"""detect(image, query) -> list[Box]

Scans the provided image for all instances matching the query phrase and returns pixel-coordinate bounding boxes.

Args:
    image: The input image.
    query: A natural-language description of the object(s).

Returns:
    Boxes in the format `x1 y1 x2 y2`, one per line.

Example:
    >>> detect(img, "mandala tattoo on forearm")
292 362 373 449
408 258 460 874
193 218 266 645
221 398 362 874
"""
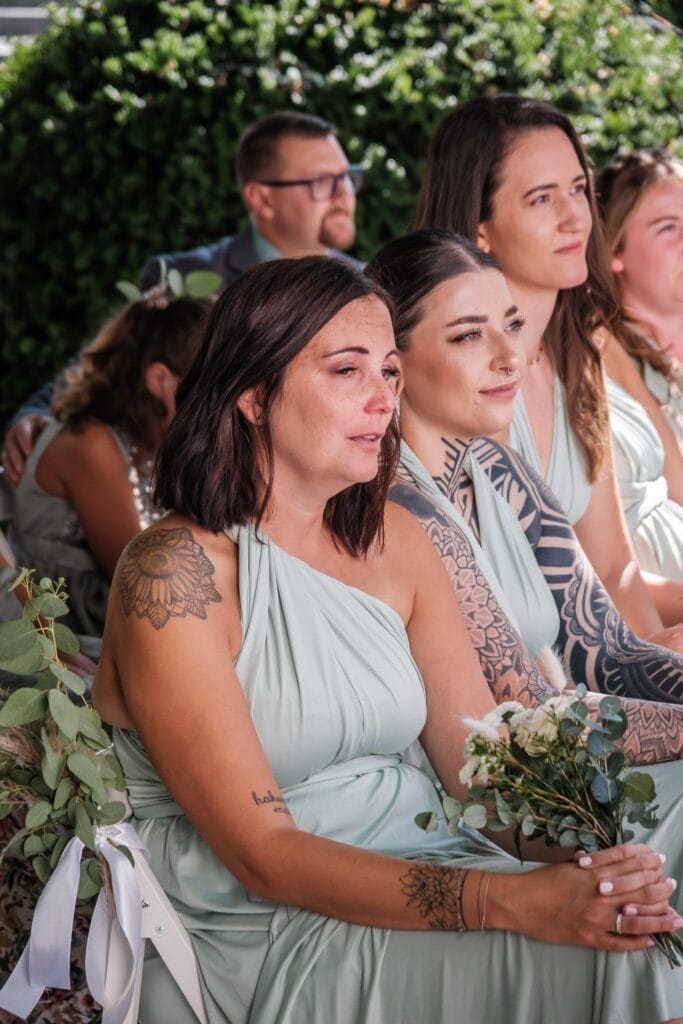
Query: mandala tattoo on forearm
118 527 222 629
400 863 467 930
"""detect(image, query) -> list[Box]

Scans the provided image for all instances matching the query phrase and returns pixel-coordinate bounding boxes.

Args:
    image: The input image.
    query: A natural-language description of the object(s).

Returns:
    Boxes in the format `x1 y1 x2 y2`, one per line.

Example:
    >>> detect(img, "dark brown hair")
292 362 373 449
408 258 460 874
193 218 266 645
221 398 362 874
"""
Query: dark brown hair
414 94 612 480
365 229 501 350
52 296 208 450
596 148 683 378
236 111 336 187
155 257 399 556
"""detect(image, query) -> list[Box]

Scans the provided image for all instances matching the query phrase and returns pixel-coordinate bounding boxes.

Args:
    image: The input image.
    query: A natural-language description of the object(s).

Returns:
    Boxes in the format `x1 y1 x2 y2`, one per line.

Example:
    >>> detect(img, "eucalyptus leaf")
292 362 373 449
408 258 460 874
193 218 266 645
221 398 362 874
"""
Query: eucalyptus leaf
623 771 656 804
95 800 126 825
77 857 102 899
49 663 86 696
590 773 618 804
74 801 96 850
574 684 587 698
441 795 461 821
24 833 45 857
53 776 73 809
32 593 69 619
32 855 51 883
446 816 460 836
605 750 625 779
50 830 71 869
49 688 80 739
586 729 611 757
25 800 52 829
0 642 45 676
42 831 58 852
184 269 222 298
4 826 28 855
167 267 183 296
0 687 48 726
109 841 135 868
0 803 13 821
116 280 142 302
521 814 537 837
41 732 66 790
0 617 38 658
414 811 438 833
67 751 105 794
77 706 111 747
462 804 487 829
53 623 80 655
34 667 58 691
598 696 623 722
558 829 579 848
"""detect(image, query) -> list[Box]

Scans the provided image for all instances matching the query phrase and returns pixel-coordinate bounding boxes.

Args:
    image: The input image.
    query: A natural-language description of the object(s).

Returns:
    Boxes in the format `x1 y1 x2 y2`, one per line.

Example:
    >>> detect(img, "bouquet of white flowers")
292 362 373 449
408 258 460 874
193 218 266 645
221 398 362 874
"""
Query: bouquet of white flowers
416 684 683 966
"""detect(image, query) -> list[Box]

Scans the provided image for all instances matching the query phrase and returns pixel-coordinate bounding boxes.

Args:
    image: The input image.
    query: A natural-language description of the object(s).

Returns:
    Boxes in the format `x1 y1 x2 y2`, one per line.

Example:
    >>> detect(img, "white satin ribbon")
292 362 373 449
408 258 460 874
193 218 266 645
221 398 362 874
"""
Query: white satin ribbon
0 822 149 1023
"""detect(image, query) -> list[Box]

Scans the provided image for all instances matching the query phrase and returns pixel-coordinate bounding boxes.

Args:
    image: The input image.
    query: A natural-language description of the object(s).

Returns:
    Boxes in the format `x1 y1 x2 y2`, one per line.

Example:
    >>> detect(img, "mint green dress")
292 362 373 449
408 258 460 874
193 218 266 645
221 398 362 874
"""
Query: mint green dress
509 374 591 525
607 376 683 581
113 525 683 1024
399 442 559 658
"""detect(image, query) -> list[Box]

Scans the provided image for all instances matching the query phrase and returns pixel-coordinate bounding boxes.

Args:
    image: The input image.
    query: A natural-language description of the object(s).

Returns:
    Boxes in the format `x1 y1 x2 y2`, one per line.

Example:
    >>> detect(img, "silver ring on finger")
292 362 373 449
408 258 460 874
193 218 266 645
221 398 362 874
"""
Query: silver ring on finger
615 912 623 935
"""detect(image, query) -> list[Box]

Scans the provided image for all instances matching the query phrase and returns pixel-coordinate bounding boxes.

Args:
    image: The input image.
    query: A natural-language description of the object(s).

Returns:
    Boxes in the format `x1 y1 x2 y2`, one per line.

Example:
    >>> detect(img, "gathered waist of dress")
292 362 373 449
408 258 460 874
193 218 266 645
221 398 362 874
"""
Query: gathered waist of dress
619 475 669 526
128 753 403 820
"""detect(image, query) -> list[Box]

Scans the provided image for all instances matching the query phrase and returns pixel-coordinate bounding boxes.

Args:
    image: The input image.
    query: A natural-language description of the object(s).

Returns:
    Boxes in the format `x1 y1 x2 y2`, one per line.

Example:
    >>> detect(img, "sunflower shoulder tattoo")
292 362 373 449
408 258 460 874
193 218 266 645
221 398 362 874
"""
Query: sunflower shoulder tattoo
118 527 222 629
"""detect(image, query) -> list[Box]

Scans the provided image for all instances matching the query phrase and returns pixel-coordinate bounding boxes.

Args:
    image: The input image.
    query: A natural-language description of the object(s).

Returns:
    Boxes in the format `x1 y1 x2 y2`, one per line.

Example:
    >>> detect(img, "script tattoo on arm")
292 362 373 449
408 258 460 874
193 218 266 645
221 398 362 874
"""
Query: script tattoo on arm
118 526 222 629
390 477 550 705
251 789 292 816
400 863 468 930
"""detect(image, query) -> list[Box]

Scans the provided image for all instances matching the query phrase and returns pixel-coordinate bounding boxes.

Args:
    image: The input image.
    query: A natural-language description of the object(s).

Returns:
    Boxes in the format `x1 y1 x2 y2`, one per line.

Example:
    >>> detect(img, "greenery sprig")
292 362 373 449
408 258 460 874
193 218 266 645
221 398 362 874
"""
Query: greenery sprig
0 570 128 900
116 258 221 304
416 687 683 967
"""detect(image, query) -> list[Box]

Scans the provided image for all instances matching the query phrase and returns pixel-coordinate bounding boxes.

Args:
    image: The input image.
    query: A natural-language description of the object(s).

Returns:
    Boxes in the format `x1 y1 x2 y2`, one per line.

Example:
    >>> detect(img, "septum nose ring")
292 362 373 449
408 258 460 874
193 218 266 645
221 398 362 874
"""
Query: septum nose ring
505 367 514 376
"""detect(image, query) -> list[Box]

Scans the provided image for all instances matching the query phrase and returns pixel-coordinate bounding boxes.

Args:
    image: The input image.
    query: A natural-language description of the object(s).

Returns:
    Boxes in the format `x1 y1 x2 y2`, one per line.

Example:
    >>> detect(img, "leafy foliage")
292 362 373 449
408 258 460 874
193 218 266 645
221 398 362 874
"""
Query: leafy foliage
417 686 683 966
0 571 128 900
0 0 681 419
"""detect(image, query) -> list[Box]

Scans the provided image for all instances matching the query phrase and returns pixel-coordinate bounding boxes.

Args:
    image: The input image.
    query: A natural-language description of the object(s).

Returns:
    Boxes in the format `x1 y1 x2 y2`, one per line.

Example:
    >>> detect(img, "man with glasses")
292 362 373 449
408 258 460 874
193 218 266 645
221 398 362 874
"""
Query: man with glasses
2 112 363 483
139 110 362 290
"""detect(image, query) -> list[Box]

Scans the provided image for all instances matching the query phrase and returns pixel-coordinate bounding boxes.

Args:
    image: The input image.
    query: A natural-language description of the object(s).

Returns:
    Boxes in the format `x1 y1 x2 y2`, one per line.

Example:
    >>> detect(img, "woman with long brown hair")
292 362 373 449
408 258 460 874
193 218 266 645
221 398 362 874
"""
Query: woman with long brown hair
414 94 681 648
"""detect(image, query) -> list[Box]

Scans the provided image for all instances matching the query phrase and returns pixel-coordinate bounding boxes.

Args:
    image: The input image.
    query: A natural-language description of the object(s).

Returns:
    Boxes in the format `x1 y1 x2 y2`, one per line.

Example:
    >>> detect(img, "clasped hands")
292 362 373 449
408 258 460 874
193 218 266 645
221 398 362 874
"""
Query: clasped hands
509 844 681 953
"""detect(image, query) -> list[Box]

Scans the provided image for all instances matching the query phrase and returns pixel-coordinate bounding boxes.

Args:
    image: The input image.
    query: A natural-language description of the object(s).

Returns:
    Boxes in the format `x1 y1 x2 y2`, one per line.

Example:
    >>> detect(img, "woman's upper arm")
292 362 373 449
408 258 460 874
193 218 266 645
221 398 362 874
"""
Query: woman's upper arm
387 506 496 798
53 424 143 577
104 521 298 887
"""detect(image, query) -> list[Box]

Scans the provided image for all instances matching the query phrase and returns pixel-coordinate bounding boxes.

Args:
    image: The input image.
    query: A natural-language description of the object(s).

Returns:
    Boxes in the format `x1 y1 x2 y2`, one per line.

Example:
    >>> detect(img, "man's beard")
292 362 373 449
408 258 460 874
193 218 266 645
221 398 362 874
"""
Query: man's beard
319 208 356 251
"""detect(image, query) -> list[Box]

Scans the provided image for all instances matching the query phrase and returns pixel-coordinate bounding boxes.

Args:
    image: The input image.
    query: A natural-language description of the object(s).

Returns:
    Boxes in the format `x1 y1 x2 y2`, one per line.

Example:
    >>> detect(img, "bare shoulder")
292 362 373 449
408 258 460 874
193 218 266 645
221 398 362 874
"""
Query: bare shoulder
381 500 444 577
112 513 236 632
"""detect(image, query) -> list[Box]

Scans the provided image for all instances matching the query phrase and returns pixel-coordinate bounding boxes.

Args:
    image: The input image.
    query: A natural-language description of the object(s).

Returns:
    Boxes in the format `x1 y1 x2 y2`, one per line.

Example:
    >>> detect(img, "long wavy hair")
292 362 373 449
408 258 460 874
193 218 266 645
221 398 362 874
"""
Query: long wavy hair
414 94 612 480
155 257 400 556
53 296 208 450
596 147 683 380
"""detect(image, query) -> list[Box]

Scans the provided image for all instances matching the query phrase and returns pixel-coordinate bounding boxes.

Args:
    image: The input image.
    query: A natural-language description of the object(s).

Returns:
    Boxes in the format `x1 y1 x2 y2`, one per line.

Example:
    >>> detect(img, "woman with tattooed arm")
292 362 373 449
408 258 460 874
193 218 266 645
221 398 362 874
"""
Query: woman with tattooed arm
365 230 683 767
93 258 682 1024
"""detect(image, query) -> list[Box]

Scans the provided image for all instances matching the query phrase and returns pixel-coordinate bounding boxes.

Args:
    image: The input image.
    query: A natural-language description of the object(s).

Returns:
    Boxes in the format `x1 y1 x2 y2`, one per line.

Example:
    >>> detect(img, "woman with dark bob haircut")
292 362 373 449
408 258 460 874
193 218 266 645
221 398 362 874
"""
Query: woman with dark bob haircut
414 93 682 651
93 257 683 1024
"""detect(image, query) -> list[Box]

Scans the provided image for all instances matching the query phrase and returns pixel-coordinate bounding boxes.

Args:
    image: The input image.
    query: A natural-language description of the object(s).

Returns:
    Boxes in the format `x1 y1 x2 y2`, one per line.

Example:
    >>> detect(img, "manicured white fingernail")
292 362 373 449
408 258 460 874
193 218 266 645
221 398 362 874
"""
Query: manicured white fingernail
578 855 592 867
659 853 666 864
670 878 677 891
599 880 614 894
623 906 638 916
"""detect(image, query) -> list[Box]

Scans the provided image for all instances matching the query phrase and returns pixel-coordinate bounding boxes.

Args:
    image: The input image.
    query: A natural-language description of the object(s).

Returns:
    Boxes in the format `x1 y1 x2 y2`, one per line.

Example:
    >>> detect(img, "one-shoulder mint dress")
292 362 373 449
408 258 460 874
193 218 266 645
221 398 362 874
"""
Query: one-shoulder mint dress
509 374 591 526
113 526 683 1024
607 376 683 581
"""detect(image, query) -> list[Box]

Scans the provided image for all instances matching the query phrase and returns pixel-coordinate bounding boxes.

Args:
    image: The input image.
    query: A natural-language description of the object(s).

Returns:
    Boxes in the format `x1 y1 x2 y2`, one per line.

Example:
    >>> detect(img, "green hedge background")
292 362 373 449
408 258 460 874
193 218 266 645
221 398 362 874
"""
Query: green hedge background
1 0 681 421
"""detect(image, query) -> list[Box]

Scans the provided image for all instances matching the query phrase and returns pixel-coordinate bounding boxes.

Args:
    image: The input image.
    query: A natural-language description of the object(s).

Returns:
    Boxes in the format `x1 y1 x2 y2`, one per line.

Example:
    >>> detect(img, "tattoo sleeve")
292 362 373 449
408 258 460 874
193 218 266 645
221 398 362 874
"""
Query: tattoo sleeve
118 526 222 629
390 478 551 706
467 440 683 762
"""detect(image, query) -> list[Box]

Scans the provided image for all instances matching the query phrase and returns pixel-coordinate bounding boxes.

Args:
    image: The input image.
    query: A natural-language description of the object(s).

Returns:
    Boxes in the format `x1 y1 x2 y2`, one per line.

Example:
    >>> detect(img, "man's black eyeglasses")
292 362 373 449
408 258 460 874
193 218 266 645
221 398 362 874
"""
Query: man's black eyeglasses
258 165 363 202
